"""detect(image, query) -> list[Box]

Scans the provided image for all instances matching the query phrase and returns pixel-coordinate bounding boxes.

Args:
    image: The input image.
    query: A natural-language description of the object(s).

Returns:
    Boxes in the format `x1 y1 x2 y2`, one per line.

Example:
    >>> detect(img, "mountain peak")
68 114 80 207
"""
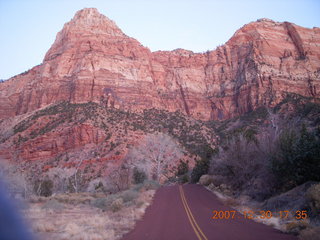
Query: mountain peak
74 7 100 17
66 7 124 36
44 8 125 61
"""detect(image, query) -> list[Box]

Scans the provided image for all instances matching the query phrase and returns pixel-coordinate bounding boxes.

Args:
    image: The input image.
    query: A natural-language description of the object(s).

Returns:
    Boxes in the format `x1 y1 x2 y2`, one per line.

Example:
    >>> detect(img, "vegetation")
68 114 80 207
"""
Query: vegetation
1 91 319 239
207 93 320 201
127 133 183 182
24 183 156 240
191 158 210 183
176 160 189 176
34 179 53 197
133 167 147 184
271 126 320 191
9 101 214 162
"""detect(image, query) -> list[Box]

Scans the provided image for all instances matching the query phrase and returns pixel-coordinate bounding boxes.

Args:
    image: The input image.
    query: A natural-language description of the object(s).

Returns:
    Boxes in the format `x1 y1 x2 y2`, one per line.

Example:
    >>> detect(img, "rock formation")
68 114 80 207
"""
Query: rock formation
0 8 319 121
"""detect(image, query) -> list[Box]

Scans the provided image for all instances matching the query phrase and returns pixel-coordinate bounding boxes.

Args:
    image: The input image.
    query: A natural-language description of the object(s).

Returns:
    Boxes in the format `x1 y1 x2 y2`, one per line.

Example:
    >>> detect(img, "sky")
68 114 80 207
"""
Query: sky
0 0 319 80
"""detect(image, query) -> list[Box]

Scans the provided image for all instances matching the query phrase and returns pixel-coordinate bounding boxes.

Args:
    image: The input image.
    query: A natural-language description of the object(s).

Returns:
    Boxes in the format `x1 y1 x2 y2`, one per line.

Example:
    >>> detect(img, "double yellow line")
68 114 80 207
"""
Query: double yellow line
179 185 208 240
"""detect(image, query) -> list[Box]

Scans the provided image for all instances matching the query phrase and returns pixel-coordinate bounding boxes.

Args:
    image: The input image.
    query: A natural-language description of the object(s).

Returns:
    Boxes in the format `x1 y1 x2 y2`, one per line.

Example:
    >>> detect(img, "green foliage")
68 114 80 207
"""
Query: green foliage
133 168 147 184
13 101 98 138
271 125 320 191
179 174 190 184
191 147 217 183
191 158 210 183
11 101 215 163
176 160 189 176
239 107 268 123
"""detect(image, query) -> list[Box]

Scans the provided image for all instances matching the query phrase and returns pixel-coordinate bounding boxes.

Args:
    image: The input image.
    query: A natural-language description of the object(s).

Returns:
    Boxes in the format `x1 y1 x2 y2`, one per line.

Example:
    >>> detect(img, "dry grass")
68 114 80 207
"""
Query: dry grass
24 189 155 240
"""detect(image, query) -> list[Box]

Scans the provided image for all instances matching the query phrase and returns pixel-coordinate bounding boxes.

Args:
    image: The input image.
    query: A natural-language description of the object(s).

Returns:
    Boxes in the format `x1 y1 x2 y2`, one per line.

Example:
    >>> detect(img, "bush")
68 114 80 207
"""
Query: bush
110 198 123 212
179 174 189 184
142 180 160 191
34 179 53 197
271 126 320 191
133 168 147 184
92 188 139 211
120 189 138 203
191 158 209 183
92 196 116 210
87 179 106 193
176 160 189 176
209 131 276 199
42 199 65 211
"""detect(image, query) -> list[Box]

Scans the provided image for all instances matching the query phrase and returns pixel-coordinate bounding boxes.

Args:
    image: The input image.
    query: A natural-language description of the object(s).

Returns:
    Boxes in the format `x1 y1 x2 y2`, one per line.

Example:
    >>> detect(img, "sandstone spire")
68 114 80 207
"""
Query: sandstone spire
44 8 125 62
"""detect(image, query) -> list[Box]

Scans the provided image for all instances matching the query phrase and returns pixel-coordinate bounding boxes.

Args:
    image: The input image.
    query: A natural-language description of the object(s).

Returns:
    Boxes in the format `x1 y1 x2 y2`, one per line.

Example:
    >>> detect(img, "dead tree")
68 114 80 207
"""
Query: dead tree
127 133 183 182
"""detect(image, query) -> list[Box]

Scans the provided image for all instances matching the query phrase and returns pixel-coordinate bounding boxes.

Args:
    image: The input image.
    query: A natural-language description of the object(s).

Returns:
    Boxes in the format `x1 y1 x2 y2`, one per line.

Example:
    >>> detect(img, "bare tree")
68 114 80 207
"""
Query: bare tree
106 164 131 192
46 167 76 193
72 159 84 193
127 133 183 182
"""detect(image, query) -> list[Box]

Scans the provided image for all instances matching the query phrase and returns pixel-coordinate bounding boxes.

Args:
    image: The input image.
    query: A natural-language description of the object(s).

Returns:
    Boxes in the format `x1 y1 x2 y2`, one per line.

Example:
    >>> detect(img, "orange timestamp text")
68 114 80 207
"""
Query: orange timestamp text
212 210 308 220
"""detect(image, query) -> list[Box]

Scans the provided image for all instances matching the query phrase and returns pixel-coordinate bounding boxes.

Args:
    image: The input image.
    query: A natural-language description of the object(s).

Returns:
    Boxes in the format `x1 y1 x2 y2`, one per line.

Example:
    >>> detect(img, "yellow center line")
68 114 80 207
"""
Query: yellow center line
179 185 208 240
179 186 202 240
180 188 208 240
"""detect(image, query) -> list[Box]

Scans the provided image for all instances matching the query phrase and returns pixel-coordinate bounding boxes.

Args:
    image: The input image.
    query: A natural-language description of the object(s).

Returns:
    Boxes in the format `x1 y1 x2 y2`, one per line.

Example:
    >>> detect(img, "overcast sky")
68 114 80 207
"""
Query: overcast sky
0 0 319 80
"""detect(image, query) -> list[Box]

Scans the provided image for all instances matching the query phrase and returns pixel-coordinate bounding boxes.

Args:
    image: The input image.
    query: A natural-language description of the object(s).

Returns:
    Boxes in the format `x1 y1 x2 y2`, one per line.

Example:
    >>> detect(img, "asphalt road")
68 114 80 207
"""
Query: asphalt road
121 184 297 240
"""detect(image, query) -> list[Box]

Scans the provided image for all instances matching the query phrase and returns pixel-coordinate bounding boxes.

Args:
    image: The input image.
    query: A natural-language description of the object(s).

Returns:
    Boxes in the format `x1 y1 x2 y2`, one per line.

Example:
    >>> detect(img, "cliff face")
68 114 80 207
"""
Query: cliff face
0 9 319 121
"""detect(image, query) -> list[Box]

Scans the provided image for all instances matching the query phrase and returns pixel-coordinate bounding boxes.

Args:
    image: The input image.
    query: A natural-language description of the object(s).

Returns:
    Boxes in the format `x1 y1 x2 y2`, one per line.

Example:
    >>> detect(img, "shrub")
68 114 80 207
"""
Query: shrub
34 179 53 197
110 198 123 212
191 158 209 183
179 174 189 184
87 179 106 193
271 126 320 191
132 183 144 192
209 131 275 199
120 189 138 203
142 180 160 191
92 196 116 210
42 199 65 211
176 160 189 176
133 168 147 184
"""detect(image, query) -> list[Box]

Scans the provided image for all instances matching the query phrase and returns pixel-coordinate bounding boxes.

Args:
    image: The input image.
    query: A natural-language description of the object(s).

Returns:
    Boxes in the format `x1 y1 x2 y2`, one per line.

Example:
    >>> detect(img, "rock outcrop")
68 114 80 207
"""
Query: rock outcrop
0 8 319 121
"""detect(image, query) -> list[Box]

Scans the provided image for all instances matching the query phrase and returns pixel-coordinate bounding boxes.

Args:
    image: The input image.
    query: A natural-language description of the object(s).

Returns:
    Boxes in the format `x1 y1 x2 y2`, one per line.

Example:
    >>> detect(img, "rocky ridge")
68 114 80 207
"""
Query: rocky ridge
1 8 319 121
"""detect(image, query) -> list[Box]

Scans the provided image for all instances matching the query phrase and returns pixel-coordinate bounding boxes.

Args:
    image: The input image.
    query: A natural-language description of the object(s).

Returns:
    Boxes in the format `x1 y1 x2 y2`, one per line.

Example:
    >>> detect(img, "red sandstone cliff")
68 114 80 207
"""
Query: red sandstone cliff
0 9 319 121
